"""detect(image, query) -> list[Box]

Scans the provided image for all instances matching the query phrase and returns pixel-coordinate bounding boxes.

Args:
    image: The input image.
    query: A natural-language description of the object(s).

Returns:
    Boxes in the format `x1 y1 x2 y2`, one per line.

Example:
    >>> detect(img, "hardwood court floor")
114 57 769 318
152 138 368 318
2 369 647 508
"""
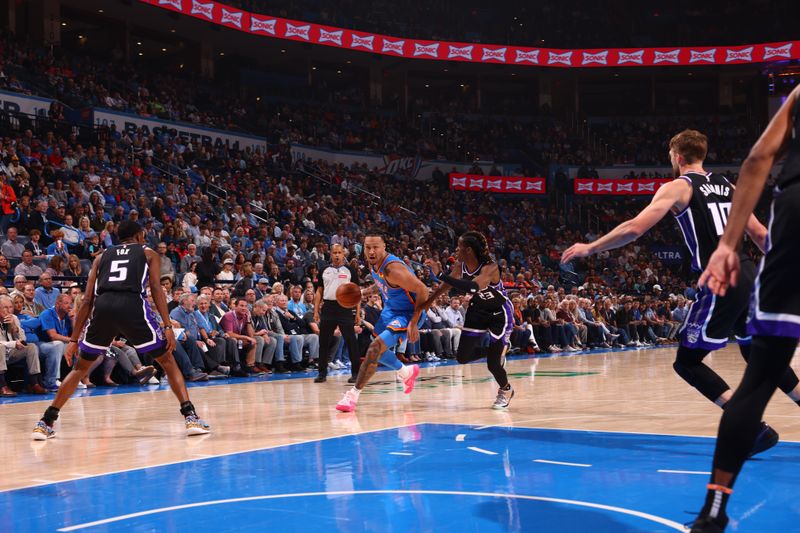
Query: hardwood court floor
2 344 800 494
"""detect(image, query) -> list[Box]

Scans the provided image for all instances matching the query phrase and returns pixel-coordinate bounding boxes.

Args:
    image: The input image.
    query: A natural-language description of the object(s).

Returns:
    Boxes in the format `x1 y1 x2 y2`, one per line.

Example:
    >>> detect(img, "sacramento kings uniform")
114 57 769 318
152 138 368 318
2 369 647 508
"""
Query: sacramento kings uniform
674 172 756 350
79 243 167 358
748 97 800 338
459 261 514 347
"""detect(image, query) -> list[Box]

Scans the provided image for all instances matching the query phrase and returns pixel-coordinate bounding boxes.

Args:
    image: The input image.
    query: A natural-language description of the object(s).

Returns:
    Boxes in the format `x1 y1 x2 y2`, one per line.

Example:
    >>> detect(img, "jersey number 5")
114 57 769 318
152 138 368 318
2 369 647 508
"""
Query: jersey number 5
708 202 732 236
108 259 129 282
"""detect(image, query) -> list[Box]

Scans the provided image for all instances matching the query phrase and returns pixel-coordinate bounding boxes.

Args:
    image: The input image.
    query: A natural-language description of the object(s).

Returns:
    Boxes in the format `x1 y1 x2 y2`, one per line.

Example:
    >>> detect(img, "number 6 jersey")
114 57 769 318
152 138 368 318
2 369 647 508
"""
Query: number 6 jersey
95 243 151 295
674 171 740 273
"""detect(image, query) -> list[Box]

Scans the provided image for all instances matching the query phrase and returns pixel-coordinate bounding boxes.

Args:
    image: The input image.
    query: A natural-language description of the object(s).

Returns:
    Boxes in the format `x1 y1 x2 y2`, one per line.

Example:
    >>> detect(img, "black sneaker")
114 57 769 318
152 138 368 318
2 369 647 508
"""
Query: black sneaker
314 375 327 383
347 376 357 384
245 365 265 376
749 422 779 458
272 362 290 374
689 514 727 532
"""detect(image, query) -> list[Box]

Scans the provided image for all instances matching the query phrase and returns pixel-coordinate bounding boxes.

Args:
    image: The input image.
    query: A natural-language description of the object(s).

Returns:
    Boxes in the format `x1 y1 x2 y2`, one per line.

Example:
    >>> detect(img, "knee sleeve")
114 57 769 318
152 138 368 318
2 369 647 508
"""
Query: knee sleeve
673 345 730 403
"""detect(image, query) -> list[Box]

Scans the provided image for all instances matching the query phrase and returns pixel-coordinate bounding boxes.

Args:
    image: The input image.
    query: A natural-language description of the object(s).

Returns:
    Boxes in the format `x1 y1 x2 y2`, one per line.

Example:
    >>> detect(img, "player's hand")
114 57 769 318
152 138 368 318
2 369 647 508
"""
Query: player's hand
561 243 592 264
698 243 740 297
407 323 419 343
164 327 176 354
424 259 441 276
65 341 78 366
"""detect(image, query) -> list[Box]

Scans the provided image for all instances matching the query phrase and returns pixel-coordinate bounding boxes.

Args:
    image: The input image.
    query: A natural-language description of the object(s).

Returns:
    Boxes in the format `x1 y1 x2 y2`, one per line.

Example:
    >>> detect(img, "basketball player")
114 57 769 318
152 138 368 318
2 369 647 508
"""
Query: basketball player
424 231 515 409
688 86 800 533
561 129 800 455
335 232 429 412
314 244 361 383
31 220 210 440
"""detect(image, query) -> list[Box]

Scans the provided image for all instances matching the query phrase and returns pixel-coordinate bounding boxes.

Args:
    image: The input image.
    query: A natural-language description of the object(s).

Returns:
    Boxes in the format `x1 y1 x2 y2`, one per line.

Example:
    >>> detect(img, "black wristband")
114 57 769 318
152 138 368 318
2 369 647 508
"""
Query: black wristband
440 274 479 294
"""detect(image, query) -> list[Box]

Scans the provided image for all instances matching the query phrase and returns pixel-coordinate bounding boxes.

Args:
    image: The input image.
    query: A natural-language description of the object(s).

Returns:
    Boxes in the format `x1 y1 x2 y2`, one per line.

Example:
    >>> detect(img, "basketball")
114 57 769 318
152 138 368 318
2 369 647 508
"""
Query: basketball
336 282 362 308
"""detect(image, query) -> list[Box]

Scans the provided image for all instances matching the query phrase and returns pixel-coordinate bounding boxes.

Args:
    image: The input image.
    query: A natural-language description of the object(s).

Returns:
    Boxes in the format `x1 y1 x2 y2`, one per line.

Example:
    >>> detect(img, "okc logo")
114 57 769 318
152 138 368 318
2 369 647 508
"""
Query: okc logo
582 50 608 65
318 29 343 45
617 50 644 64
448 45 473 60
725 47 753 62
285 23 310 40
414 43 439 57
689 48 716 63
764 43 792 60
382 39 405 55
351 34 375 50
250 16 276 35
653 49 680 64
190 0 213 19
158 0 182 9
482 47 507 62
547 51 572 66
220 8 242 28
515 50 539 64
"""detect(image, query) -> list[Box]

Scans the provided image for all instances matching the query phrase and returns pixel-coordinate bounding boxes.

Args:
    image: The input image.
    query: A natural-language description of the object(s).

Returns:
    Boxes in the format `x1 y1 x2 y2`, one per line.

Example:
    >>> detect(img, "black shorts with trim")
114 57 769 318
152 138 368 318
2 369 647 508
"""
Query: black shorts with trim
79 292 166 359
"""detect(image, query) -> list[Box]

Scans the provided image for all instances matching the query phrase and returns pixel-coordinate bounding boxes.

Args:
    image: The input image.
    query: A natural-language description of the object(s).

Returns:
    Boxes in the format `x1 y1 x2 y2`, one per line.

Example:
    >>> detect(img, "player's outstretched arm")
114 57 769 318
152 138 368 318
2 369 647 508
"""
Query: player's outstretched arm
561 179 691 264
420 260 462 310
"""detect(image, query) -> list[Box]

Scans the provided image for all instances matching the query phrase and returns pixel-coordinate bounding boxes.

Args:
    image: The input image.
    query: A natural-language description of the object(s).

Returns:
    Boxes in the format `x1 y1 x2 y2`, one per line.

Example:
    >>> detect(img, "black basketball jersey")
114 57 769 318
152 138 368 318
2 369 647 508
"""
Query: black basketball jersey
674 172 737 272
460 261 509 310
777 95 800 189
94 243 151 295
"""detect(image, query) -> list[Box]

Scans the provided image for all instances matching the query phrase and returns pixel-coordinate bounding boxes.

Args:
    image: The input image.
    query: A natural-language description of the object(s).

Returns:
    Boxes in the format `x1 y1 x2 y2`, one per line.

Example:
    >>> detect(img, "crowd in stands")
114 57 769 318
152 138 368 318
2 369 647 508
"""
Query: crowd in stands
0 99 724 397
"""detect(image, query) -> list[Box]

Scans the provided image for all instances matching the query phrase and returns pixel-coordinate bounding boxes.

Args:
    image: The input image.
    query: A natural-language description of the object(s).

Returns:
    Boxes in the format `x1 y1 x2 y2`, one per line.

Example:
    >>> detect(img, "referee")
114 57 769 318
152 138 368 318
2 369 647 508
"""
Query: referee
313 244 361 383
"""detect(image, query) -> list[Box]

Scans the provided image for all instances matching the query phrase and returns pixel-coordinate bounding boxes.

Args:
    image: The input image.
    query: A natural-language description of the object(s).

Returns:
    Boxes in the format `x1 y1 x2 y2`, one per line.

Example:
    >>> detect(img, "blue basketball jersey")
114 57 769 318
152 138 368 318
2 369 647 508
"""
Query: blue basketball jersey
370 254 417 314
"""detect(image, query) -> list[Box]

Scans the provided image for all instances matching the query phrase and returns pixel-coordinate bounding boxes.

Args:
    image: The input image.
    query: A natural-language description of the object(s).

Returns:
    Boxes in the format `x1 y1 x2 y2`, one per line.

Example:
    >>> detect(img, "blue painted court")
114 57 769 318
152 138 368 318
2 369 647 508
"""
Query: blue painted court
1 423 797 532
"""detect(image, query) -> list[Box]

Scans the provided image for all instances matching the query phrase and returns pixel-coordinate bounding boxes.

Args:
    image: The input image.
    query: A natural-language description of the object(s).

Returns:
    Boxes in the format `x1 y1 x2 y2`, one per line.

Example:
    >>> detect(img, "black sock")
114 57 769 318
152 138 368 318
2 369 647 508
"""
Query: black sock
180 401 196 418
42 406 60 426
700 484 731 525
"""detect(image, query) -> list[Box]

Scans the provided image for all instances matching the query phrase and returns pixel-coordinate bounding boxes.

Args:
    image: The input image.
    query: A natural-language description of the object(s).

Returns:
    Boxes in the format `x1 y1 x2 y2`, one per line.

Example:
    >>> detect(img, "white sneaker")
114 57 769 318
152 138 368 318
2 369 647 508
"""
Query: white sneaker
148 376 160 385
77 382 87 389
492 386 514 409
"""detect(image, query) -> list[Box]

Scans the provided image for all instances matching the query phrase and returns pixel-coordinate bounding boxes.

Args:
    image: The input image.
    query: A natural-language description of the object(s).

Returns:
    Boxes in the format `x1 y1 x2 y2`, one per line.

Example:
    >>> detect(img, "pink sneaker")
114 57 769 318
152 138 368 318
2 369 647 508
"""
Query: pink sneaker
335 389 359 412
403 365 420 394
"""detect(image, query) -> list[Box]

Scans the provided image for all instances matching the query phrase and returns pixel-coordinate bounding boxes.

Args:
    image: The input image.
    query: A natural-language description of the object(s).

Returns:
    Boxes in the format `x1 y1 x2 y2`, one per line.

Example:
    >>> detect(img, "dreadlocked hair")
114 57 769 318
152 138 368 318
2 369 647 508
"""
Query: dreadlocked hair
460 231 493 264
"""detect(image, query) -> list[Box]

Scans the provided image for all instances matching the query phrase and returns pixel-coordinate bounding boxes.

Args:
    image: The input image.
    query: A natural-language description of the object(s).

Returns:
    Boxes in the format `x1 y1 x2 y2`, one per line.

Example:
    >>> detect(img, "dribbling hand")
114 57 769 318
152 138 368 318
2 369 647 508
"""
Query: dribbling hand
698 243 740 297
561 243 592 264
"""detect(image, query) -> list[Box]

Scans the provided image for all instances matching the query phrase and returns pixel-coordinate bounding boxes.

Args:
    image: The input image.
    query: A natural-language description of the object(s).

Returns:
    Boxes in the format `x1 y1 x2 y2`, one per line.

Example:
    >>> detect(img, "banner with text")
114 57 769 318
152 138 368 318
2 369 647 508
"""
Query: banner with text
0 90 54 117
141 1 799 68
450 173 546 194
92 108 267 152
651 245 685 266
574 178 672 195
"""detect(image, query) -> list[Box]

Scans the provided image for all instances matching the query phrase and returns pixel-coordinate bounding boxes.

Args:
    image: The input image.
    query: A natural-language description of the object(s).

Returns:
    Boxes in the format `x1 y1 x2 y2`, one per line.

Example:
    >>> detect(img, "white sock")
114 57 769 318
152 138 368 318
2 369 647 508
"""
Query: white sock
397 365 412 380
349 387 361 398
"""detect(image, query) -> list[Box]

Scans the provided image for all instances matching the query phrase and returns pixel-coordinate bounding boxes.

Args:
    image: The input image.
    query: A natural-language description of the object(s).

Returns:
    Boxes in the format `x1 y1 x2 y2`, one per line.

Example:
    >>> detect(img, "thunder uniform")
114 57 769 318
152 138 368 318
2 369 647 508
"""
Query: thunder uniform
370 254 426 350
674 172 755 350
460 261 514 346
79 243 167 358
748 97 800 338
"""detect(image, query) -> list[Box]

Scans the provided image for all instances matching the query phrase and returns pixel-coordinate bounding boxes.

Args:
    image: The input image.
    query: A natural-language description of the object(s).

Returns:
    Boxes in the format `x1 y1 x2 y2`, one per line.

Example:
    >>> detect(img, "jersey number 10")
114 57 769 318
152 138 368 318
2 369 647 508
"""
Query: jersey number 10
708 202 732 236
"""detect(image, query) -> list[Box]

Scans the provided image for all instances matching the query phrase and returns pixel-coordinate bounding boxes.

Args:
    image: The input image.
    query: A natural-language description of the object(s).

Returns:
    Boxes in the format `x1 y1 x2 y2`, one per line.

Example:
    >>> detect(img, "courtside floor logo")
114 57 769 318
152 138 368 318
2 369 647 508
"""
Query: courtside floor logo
358 371 599 394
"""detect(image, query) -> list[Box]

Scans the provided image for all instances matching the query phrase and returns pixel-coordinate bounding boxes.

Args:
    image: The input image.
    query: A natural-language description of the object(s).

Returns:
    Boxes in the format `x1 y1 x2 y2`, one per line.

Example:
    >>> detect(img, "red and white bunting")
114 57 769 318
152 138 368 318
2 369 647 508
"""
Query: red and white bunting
141 1 800 68
449 173 546 194
573 179 673 195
